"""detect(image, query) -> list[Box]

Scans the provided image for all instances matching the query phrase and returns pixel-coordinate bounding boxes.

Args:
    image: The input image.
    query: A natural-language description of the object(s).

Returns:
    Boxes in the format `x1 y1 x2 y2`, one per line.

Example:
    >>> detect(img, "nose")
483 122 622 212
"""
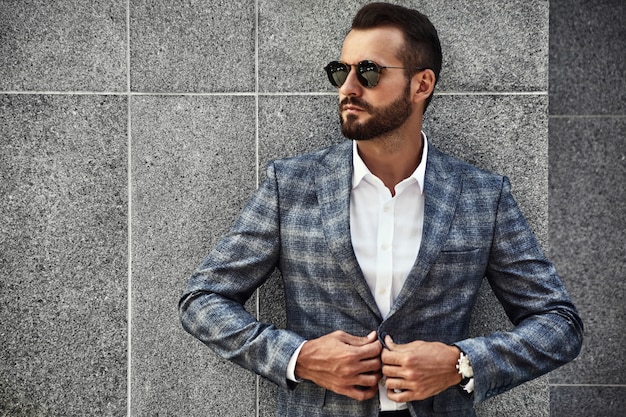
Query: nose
338 66 363 97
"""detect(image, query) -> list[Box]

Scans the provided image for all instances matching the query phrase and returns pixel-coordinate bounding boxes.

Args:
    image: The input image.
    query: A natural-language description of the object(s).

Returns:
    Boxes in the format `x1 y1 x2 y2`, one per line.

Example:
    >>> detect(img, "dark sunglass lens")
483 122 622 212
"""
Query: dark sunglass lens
325 62 349 87
357 61 381 88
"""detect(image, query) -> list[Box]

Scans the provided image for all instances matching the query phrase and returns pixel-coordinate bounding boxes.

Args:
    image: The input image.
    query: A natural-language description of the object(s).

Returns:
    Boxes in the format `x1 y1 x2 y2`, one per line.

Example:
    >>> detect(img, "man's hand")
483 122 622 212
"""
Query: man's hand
295 330 383 401
381 336 462 401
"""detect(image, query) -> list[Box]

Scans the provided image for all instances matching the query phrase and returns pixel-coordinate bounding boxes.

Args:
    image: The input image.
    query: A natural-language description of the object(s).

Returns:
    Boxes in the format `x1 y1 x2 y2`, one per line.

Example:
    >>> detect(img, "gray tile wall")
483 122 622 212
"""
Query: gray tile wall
0 1 622 417
548 0 626 416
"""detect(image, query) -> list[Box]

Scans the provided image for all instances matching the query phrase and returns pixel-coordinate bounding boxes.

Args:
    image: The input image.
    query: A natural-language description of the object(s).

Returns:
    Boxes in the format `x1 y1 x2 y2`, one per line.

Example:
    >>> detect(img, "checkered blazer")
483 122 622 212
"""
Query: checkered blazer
180 141 582 417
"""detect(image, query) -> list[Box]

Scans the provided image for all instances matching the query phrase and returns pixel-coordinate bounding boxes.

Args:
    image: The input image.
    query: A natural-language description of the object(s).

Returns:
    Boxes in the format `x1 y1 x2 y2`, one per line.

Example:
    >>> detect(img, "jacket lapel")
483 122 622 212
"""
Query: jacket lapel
389 144 462 316
315 142 381 318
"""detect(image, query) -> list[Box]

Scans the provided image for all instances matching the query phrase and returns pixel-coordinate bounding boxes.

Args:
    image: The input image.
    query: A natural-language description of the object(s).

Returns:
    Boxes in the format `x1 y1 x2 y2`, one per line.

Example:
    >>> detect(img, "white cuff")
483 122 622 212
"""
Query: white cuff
286 341 307 382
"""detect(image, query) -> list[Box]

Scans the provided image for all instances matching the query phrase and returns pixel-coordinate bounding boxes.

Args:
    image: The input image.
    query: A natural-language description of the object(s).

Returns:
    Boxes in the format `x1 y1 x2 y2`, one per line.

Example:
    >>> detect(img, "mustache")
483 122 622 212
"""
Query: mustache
340 97 372 112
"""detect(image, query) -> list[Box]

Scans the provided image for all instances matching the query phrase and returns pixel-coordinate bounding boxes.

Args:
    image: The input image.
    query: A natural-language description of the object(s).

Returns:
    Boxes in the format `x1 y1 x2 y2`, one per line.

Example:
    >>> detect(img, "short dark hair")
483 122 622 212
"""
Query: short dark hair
351 2 442 111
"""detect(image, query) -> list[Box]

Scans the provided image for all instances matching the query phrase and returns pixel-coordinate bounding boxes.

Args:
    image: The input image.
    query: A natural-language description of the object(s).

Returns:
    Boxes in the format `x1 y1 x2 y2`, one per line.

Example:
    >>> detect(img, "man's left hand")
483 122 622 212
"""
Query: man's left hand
381 336 463 401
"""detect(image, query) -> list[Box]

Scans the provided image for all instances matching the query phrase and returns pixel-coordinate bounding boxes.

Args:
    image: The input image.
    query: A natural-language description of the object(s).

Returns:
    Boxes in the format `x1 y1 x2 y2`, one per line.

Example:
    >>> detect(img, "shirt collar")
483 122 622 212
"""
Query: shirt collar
352 132 429 194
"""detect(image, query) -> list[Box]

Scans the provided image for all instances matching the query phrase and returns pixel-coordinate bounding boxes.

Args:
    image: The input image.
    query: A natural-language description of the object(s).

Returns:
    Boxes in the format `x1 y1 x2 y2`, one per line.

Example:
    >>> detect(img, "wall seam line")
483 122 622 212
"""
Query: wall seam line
549 114 626 119
126 0 133 416
0 90 551 97
549 384 626 387
255 1 261 416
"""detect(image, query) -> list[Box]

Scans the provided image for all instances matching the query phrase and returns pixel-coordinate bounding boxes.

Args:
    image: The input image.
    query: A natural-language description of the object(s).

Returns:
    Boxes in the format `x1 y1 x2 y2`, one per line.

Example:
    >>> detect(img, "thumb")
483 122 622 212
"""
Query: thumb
339 330 377 346
361 330 378 344
384 335 397 350
358 330 378 346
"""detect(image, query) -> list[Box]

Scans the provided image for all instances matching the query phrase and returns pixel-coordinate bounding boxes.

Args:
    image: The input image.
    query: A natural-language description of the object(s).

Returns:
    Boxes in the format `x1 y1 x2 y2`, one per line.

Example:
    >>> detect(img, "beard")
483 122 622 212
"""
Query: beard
339 83 412 141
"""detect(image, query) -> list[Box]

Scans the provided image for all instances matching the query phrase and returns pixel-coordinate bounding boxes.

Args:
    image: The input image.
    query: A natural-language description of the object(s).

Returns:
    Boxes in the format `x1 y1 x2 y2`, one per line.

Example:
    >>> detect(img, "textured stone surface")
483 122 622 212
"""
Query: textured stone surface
259 0 548 93
549 117 626 385
549 0 626 115
429 0 549 93
5 0 623 416
0 94 127 416
0 1 126 92
548 2 626 415
551 386 626 417
130 95 257 416
258 94 342 167
130 1 256 93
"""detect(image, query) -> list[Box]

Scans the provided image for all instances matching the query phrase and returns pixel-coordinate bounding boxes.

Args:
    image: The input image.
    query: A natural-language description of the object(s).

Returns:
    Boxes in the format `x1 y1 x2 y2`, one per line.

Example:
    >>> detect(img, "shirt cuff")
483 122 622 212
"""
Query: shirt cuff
286 340 307 382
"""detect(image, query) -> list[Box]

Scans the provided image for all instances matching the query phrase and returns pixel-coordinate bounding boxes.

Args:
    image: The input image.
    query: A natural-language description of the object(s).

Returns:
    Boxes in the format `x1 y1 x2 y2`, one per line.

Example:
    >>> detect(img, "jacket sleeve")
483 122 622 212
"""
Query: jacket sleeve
455 176 583 404
178 162 306 388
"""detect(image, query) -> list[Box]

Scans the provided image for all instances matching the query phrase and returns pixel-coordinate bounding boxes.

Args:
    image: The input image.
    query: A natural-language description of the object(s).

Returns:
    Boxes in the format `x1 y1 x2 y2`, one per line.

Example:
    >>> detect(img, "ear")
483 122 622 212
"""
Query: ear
410 69 436 106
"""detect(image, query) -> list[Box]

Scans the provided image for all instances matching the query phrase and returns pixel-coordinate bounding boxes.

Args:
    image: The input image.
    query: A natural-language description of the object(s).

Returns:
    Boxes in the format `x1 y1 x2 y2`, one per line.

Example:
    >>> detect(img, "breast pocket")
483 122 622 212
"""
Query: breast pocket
436 248 482 264
428 247 488 289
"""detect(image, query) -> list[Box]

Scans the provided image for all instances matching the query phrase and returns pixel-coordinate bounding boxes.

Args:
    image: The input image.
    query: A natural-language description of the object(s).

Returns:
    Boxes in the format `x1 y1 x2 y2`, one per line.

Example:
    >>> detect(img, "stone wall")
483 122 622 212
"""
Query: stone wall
1 0 623 416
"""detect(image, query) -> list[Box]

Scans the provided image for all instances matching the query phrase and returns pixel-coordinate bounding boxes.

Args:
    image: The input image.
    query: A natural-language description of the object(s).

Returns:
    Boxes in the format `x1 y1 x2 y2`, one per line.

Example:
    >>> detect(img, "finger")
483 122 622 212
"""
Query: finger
387 387 412 401
364 330 378 342
352 334 383 359
345 383 379 401
381 363 403 378
354 369 382 387
339 330 377 346
381 346 403 366
358 356 383 374
358 330 379 346
383 374 408 393
331 331 382 365
343 354 382 380
384 335 396 350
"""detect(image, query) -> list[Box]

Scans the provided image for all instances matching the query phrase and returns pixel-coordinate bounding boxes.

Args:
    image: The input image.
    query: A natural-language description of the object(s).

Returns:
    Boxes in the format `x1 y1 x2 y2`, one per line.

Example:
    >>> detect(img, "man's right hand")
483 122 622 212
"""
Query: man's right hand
294 330 383 401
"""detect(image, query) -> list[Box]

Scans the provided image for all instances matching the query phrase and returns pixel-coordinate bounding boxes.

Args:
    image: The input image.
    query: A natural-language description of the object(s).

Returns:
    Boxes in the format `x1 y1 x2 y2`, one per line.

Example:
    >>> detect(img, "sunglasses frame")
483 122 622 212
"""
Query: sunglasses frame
324 60 425 88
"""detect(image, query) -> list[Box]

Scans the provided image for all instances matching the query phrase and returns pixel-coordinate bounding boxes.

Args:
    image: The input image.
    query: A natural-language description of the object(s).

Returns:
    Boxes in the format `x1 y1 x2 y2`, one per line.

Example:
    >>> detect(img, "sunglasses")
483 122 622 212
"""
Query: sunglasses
324 60 425 88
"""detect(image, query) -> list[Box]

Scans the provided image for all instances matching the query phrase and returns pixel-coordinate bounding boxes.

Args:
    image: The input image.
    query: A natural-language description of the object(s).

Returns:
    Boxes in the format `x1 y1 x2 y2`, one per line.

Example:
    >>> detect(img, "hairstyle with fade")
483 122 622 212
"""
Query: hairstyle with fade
351 2 442 111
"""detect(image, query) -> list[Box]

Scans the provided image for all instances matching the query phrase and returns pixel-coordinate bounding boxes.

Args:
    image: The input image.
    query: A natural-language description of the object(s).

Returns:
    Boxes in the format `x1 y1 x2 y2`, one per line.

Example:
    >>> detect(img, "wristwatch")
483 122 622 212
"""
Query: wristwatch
456 351 474 393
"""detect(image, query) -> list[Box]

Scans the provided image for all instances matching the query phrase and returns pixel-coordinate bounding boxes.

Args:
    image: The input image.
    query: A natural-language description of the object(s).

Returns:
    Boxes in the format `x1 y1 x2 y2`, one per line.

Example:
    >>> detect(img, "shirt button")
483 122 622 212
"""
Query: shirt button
379 288 387 295
381 243 390 251
383 205 392 213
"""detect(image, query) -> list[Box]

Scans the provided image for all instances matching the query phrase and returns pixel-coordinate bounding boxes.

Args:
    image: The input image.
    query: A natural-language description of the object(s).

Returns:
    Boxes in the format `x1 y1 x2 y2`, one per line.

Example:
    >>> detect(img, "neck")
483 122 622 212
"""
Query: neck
356 126 424 195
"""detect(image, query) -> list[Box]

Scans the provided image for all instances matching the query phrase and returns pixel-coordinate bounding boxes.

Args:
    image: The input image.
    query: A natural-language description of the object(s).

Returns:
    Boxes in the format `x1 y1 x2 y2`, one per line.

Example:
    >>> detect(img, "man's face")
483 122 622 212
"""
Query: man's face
339 81 412 141
337 27 414 141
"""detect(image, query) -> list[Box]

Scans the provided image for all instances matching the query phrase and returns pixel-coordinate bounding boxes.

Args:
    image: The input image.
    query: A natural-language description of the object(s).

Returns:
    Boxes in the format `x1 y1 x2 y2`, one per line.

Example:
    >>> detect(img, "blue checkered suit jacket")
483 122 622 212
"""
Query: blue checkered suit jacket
179 141 582 417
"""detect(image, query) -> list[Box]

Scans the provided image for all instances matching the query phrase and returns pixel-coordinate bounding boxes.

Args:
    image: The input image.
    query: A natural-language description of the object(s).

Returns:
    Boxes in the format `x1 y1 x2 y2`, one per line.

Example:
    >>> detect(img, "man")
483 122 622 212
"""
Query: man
179 3 583 416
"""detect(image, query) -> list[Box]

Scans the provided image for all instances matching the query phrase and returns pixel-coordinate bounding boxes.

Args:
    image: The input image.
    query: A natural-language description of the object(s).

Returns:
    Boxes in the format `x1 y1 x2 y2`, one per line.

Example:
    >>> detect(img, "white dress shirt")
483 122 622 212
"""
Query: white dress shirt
350 135 427 410
288 133 428 412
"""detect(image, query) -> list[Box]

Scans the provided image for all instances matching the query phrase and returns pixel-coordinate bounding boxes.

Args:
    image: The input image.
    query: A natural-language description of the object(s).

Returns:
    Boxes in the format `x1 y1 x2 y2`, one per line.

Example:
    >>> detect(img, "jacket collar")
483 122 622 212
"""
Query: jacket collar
315 141 381 317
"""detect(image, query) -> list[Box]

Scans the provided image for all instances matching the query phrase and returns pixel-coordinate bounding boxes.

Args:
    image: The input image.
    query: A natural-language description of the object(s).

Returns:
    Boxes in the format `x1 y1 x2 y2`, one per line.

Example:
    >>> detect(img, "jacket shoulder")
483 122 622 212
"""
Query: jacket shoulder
428 144 505 186
269 141 351 177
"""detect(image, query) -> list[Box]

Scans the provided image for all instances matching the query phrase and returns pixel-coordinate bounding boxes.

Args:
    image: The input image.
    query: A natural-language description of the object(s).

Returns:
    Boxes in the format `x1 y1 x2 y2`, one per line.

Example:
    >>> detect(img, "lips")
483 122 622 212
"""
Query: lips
341 100 368 111
342 104 365 112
